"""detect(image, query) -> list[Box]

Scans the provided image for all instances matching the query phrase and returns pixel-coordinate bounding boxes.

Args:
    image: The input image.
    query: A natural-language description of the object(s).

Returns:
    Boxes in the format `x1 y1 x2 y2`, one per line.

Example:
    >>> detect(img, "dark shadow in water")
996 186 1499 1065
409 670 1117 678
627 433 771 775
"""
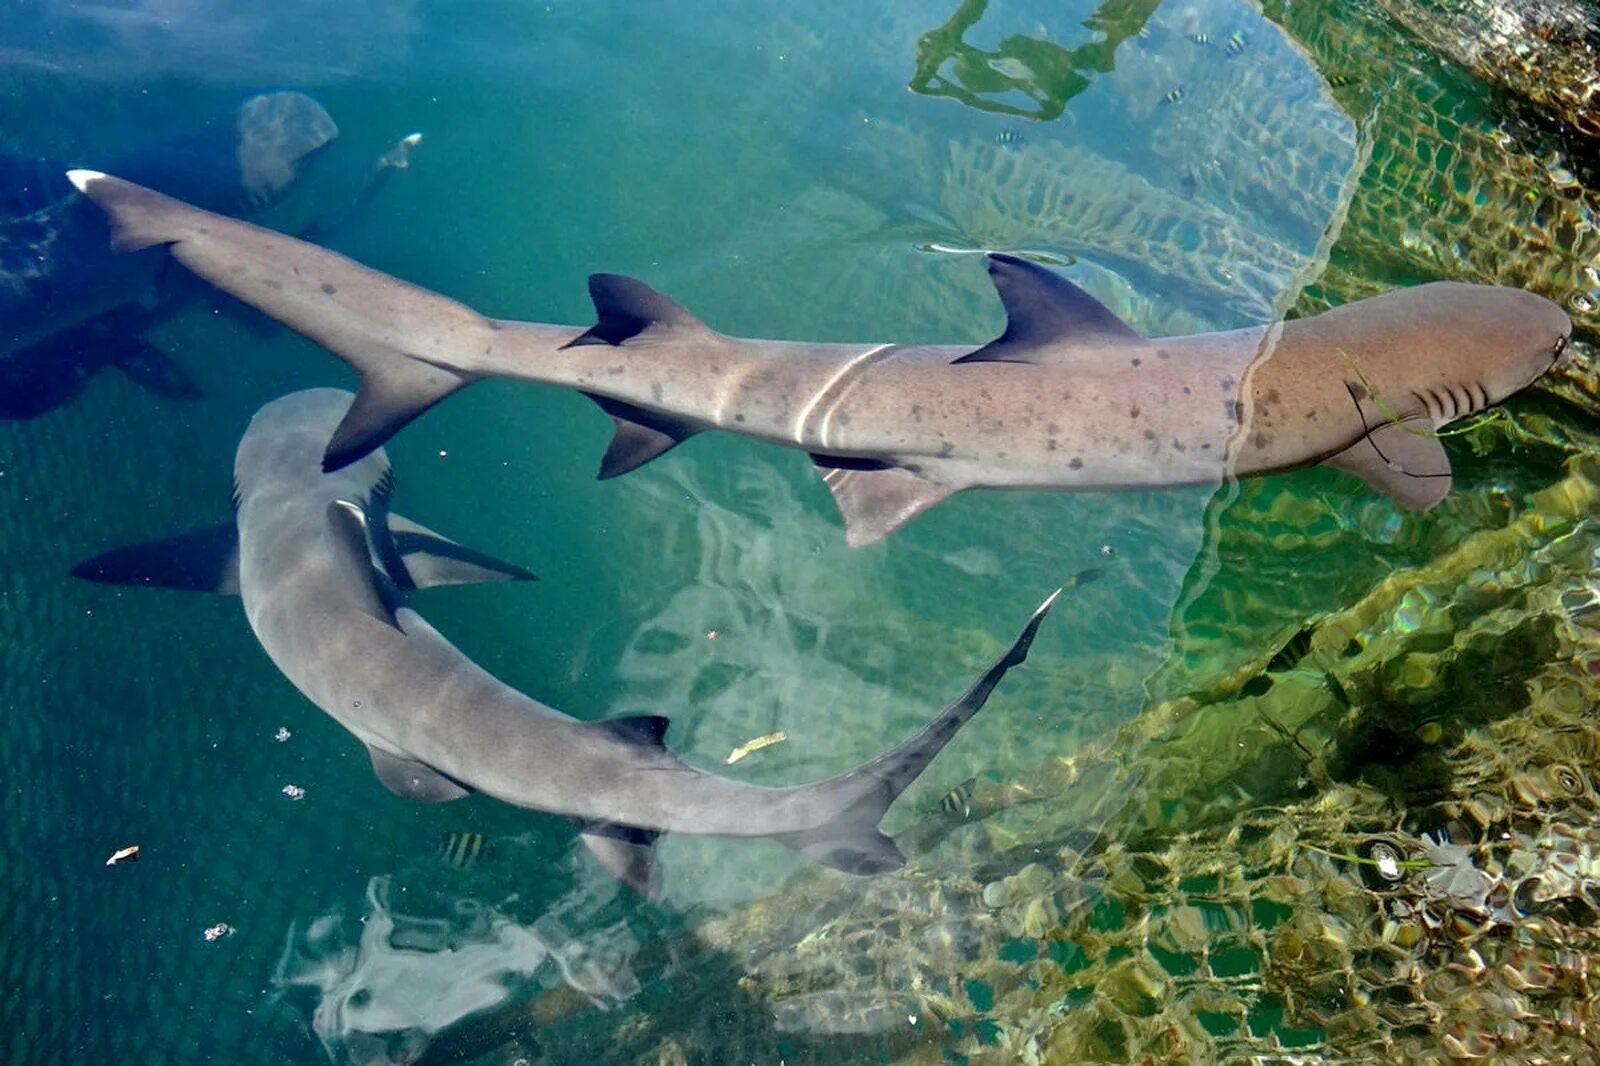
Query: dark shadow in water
909 0 1164 121
0 304 202 420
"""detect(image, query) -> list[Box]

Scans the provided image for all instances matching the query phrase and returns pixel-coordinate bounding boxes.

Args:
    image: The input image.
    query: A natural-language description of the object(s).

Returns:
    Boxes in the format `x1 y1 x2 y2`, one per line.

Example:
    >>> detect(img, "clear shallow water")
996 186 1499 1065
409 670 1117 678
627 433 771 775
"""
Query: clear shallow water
2 1 1591 1063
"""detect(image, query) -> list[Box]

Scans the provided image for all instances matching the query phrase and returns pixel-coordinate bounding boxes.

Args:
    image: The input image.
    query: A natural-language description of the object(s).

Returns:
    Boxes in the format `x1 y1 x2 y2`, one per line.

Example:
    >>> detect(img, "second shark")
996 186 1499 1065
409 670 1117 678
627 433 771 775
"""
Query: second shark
74 388 1061 894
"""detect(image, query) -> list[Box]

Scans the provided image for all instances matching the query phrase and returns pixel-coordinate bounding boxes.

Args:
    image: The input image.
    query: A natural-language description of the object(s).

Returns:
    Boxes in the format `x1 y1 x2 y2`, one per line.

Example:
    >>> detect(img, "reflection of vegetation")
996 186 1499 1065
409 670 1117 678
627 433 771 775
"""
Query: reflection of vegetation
909 0 1162 120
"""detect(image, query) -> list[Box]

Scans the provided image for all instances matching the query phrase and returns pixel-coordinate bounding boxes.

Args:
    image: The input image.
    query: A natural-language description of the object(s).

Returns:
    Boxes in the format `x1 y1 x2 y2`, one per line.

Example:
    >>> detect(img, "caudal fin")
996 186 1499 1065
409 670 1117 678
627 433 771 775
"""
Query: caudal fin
778 585 1065 875
69 169 492 472
67 169 186 253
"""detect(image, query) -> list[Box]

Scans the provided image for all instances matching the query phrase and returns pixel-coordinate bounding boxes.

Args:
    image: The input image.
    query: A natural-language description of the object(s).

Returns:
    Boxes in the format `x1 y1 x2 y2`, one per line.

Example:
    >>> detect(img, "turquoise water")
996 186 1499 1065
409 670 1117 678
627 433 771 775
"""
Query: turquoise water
4 1 1589 1063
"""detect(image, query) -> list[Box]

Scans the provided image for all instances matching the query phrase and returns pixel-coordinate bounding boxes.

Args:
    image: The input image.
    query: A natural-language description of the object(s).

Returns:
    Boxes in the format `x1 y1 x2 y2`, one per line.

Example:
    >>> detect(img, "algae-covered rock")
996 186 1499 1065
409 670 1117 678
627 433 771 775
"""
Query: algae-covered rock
1376 0 1600 144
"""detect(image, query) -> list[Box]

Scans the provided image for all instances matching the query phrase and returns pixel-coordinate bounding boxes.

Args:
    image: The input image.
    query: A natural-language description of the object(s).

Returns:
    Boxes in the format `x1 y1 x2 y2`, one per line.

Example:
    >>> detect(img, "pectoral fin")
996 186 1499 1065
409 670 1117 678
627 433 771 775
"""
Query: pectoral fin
71 523 240 594
380 512 537 589
367 745 471 802
1322 418 1452 510
812 458 956 547
578 824 662 898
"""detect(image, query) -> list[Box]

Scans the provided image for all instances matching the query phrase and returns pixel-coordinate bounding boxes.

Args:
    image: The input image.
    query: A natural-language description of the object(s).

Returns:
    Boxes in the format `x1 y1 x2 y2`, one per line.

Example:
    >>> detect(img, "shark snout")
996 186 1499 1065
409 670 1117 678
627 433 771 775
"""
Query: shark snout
1484 286 1574 386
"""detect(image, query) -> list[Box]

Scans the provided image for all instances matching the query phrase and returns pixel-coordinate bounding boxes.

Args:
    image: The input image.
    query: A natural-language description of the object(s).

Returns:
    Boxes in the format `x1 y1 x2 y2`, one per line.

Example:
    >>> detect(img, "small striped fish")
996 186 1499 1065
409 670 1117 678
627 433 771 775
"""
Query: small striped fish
1224 31 1248 55
437 831 488 870
937 777 978 821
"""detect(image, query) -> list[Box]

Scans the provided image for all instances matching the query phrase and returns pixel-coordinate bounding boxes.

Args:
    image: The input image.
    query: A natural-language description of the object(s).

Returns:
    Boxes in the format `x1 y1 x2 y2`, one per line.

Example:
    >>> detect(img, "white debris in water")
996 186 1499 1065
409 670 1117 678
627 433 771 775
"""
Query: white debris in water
282 784 306 800
203 923 233 942
274 726 292 743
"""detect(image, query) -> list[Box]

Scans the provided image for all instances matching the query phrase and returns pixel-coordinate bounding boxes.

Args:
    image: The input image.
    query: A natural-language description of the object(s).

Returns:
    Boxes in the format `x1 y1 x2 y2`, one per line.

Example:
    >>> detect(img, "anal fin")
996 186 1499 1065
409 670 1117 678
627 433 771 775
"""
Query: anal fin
812 457 957 547
584 395 699 478
367 744 471 802
578 823 662 898
1321 416 1452 510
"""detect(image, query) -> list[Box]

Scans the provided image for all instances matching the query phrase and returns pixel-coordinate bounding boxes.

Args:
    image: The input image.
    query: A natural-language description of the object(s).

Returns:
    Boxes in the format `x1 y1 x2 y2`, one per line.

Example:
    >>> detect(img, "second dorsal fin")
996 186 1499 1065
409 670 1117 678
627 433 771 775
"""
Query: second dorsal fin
593 713 671 747
563 274 712 349
956 253 1144 365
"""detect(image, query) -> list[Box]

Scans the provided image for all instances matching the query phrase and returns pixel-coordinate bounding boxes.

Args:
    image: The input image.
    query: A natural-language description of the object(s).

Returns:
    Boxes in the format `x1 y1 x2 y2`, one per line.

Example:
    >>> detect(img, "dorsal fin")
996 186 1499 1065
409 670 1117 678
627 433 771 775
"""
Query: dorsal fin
955 253 1144 365
327 500 401 628
584 394 700 478
593 713 671 747
562 274 710 349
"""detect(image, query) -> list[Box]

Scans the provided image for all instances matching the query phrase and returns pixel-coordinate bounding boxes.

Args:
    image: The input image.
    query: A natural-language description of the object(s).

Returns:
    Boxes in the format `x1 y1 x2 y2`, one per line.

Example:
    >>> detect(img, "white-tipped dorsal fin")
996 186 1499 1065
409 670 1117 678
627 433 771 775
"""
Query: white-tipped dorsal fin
327 500 401 628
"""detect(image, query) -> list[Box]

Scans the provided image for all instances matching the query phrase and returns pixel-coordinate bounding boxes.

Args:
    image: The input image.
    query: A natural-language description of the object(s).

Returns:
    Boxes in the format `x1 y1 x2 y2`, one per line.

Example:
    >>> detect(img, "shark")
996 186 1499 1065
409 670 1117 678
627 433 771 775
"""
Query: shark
73 388 1061 893
65 170 1573 546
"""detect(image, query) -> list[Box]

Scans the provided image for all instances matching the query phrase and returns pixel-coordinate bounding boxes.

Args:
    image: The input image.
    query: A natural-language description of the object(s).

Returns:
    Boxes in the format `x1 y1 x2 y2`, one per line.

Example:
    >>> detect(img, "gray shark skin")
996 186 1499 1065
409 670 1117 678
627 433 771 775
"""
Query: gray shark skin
66 171 1573 546
73 389 1060 892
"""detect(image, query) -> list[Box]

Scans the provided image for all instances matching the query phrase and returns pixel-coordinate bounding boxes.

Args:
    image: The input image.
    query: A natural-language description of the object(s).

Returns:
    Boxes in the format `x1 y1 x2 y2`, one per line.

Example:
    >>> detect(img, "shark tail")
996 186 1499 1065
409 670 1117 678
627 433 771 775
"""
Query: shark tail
67 170 181 253
68 169 487 472
777 584 1066 876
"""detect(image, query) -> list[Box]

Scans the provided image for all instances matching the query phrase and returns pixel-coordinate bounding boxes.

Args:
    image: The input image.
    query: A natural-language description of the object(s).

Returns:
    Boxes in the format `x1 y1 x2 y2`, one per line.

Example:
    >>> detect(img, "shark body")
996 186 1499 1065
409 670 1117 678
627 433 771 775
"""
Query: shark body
67 171 1572 545
74 389 1058 891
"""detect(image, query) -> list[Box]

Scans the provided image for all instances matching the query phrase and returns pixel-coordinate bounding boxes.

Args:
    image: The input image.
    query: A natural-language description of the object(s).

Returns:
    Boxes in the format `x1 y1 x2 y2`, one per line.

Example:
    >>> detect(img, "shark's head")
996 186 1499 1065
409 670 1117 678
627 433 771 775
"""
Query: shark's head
1316 282 1572 428
235 388 390 505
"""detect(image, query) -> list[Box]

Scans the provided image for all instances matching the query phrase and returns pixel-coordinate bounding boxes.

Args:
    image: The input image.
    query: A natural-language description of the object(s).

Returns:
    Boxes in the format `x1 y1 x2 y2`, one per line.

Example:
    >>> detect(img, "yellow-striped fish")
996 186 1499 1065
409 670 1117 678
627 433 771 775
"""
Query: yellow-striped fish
438 831 488 870
937 777 978 821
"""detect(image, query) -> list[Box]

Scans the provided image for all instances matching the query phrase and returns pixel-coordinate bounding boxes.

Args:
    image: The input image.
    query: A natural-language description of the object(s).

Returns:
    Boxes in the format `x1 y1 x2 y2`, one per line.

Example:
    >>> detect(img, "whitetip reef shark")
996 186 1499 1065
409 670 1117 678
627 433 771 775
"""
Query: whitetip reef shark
73 389 1062 893
66 170 1573 546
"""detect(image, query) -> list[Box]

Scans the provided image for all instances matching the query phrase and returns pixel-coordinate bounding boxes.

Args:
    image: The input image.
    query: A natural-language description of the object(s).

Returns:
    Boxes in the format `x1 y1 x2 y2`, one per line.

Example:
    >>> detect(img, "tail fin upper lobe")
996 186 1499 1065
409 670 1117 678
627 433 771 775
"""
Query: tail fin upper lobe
777 585 1065 875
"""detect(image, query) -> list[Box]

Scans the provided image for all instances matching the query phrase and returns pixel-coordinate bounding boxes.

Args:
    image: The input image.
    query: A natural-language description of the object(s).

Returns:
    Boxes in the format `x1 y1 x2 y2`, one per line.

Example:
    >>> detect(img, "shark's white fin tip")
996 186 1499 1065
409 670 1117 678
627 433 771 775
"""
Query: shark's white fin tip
66 168 105 192
333 498 367 526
